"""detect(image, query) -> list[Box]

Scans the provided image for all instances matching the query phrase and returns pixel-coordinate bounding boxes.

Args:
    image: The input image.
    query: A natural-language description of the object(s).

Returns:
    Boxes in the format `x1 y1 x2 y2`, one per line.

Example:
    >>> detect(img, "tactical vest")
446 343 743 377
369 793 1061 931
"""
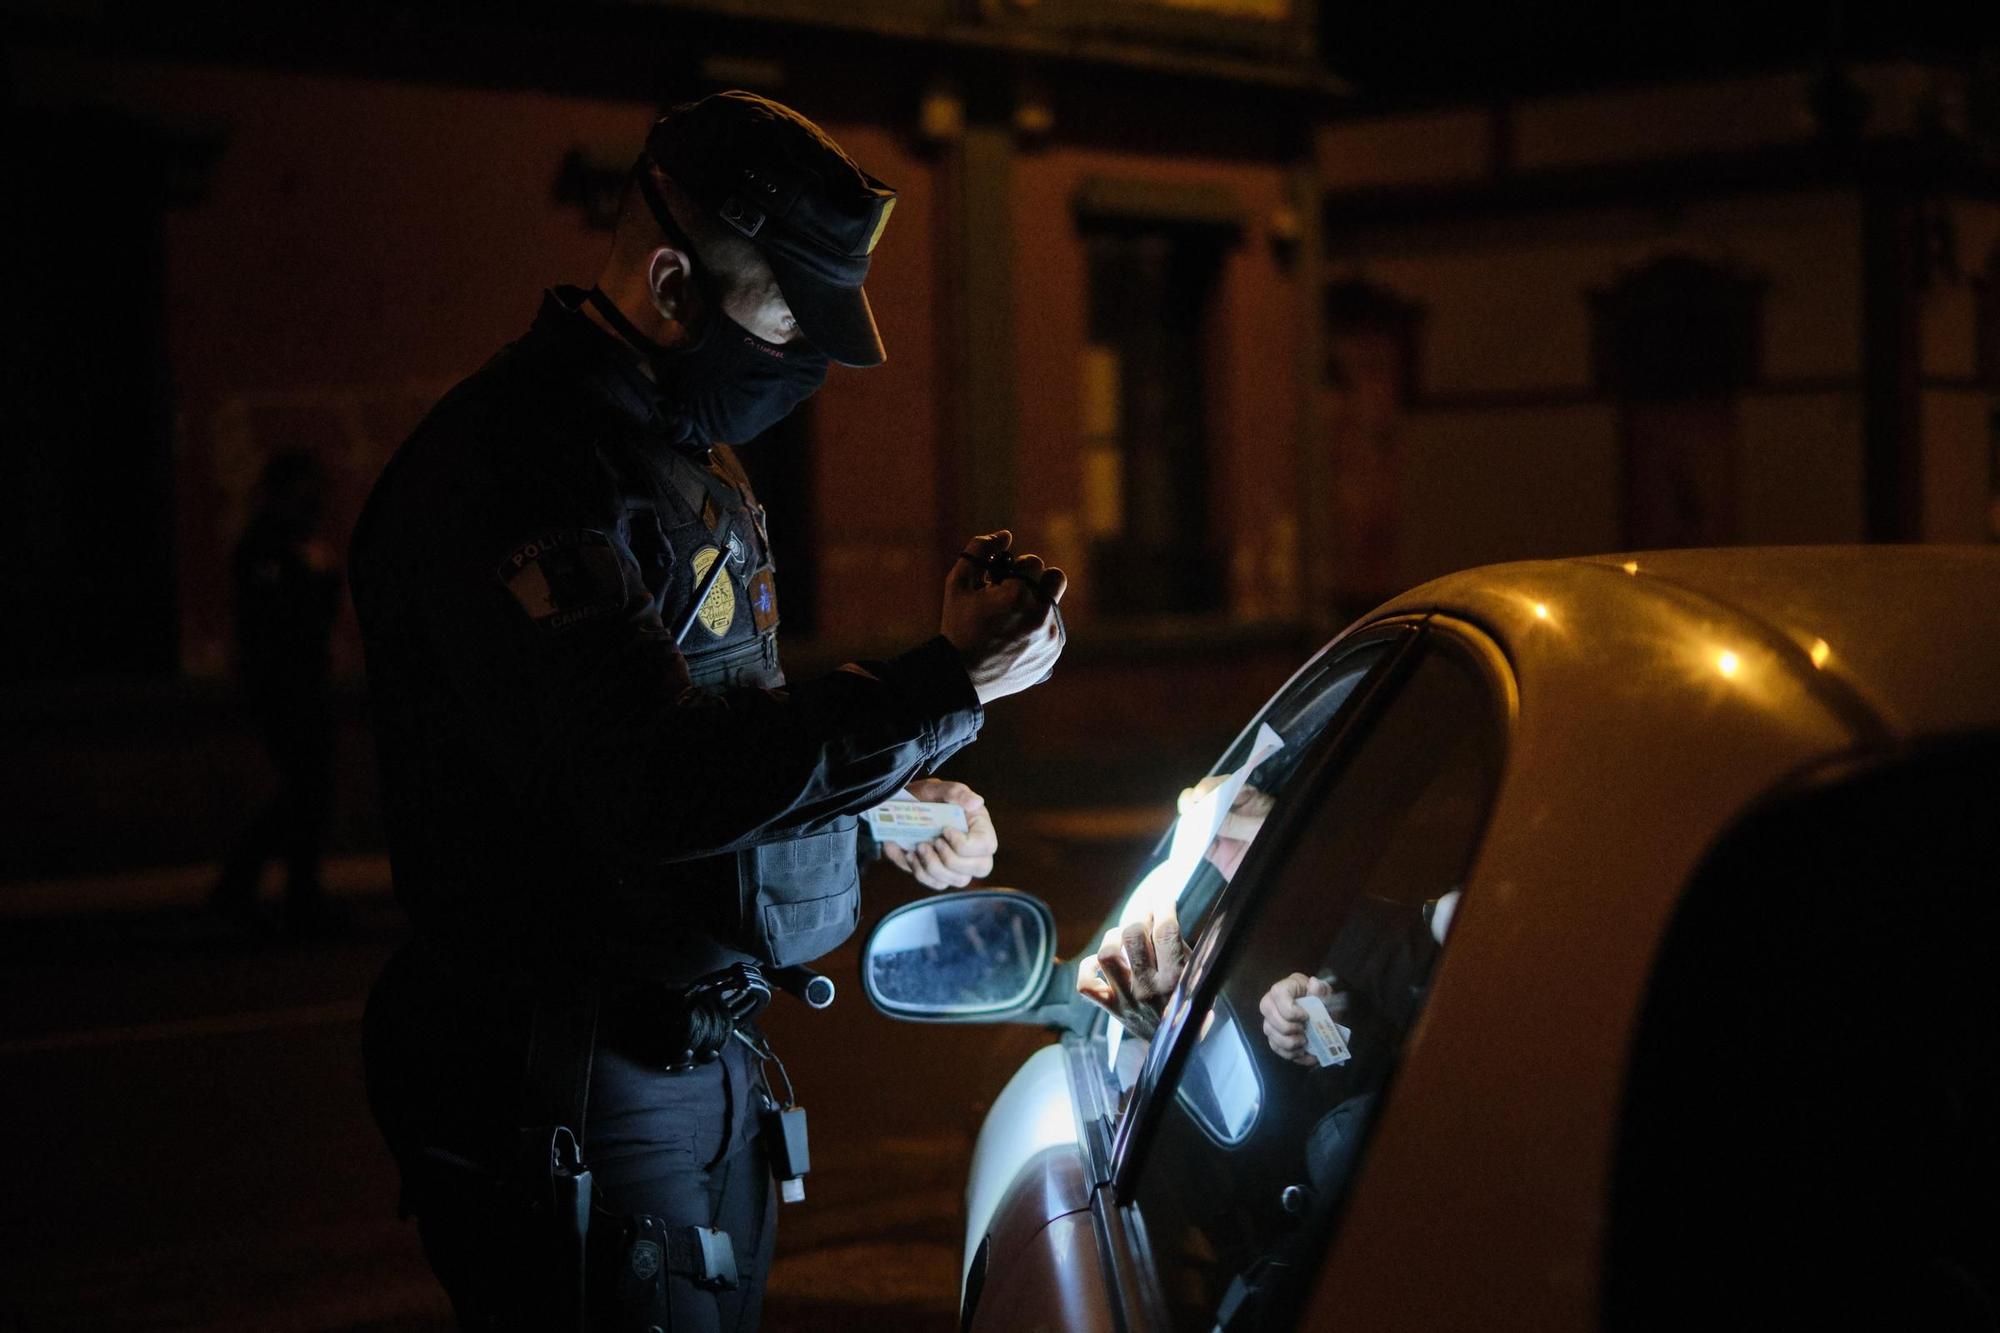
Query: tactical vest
602 436 861 976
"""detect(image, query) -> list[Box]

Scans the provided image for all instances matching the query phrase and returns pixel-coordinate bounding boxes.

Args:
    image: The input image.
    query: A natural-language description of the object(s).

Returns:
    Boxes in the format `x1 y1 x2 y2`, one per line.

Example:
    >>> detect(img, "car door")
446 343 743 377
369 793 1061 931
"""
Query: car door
1081 617 1513 1330
954 624 1416 1333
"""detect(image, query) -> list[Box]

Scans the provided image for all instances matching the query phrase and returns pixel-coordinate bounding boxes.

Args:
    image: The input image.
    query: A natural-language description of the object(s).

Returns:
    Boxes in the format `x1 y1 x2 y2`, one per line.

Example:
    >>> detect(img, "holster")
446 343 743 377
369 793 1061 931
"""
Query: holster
593 1211 741 1329
509 1124 592 1332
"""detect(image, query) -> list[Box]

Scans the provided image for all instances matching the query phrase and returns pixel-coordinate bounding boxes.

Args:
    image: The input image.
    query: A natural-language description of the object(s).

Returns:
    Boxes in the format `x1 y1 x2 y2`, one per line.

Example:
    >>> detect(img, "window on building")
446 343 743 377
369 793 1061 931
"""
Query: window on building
1324 278 1423 611
1592 253 1764 549
1970 244 2000 543
1081 221 1230 617
1971 241 2000 391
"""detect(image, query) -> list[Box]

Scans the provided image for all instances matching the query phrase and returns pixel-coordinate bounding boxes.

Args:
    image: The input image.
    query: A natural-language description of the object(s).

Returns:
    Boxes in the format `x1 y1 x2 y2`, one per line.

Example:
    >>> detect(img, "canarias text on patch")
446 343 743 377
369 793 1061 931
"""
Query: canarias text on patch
498 529 624 632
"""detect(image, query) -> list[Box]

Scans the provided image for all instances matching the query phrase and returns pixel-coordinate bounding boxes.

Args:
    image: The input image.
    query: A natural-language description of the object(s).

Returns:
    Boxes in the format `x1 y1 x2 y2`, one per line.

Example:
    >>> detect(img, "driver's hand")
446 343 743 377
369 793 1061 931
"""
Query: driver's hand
1076 908 1186 1040
1259 972 1339 1066
881 779 997 890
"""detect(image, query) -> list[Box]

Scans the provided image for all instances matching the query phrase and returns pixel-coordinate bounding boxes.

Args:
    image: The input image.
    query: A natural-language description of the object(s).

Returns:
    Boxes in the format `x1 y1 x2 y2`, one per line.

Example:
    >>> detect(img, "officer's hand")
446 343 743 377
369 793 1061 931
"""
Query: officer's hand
1075 908 1186 1040
942 530 1066 706
1260 972 1339 1066
882 779 997 890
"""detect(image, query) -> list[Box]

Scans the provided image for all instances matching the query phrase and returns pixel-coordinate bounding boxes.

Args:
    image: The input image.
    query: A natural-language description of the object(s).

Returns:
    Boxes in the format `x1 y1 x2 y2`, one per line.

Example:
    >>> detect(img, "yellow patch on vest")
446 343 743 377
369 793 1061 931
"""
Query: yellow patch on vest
690 545 737 638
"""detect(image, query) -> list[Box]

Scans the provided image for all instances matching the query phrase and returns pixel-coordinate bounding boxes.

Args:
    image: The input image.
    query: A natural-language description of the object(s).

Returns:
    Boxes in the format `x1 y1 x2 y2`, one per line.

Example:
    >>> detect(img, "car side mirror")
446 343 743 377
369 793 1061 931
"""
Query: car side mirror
861 890 1058 1023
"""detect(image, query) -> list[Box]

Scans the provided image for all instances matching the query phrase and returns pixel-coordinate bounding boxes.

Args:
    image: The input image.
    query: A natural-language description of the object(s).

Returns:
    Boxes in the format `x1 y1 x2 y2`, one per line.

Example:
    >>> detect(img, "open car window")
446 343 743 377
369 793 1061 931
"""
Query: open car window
1124 630 1505 1331
1095 634 1401 1098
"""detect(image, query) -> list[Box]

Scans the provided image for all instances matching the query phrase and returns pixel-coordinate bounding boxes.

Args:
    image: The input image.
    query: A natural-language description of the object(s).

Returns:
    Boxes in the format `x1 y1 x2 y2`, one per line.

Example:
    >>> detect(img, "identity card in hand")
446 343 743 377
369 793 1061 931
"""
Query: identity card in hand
863 791 969 848
1297 994 1353 1067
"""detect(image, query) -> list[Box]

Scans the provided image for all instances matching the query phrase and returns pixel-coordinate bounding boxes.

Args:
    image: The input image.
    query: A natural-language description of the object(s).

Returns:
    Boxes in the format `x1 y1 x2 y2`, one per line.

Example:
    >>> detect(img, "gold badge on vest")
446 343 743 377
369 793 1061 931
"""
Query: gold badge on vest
688 545 738 637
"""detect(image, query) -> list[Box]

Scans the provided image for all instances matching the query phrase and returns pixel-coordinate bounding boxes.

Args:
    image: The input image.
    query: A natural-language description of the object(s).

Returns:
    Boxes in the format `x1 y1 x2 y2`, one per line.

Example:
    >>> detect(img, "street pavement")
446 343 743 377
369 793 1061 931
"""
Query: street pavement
0 826 1154 1332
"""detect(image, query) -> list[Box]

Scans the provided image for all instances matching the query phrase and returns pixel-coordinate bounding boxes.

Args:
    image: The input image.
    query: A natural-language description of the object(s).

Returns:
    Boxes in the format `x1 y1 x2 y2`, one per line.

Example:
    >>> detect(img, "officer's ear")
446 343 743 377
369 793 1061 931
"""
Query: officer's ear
646 242 697 326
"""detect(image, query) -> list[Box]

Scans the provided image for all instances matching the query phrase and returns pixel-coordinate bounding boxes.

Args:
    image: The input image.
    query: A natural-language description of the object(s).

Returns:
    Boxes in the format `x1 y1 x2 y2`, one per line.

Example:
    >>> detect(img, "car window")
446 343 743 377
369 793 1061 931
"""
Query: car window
1095 636 1400 1098
1124 633 1504 1331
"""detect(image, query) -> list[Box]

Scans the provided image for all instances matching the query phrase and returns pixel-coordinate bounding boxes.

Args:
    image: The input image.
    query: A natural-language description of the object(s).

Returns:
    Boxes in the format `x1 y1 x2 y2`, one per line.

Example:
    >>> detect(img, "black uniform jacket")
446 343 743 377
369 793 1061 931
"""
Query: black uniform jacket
350 288 982 987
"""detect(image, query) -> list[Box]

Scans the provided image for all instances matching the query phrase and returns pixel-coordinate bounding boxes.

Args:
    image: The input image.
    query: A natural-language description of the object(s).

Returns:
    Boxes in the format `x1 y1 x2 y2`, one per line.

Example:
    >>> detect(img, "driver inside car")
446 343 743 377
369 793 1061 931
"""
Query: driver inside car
1074 775 1273 1036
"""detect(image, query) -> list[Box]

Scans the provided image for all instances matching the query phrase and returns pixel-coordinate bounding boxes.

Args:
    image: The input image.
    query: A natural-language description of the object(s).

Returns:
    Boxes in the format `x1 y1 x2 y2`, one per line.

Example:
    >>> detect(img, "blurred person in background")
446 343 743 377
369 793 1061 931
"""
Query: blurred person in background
212 447 346 936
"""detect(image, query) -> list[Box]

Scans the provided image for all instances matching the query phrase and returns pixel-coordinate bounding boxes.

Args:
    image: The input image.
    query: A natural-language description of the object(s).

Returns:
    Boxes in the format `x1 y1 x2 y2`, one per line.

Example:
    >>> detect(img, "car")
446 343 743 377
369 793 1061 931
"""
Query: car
858 546 2000 1332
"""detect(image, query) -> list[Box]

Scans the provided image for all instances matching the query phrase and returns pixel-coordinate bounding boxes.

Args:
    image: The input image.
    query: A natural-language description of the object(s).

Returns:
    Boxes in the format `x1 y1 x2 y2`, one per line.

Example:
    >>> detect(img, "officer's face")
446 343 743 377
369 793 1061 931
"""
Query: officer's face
711 250 802 348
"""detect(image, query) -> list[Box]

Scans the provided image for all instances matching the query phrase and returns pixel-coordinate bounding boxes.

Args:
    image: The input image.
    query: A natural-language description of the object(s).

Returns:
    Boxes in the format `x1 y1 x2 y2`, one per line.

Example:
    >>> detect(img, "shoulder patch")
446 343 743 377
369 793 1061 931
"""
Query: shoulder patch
498 530 625 632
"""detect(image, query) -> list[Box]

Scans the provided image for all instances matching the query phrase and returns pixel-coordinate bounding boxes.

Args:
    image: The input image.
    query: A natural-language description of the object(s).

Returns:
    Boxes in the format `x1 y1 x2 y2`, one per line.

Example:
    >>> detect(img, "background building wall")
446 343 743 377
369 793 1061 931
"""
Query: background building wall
792 120 945 644
1918 198 2000 543
13 50 655 676
1320 85 1880 588
1011 143 1304 626
3 36 1321 874
8 52 967 666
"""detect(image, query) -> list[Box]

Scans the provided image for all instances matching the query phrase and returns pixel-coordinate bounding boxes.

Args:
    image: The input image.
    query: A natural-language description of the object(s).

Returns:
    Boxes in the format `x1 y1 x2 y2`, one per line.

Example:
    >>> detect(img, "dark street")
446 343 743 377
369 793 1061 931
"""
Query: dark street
0 834 1145 1332
8 1 1998 1328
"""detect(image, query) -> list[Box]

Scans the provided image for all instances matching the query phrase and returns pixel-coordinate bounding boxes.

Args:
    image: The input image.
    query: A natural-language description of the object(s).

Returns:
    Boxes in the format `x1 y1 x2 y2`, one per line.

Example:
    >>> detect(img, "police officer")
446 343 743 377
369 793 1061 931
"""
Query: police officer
351 92 1064 1332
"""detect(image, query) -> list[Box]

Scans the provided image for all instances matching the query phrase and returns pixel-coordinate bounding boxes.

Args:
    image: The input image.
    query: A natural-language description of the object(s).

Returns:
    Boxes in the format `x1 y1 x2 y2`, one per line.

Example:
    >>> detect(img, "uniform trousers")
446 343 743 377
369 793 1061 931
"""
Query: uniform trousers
365 949 778 1332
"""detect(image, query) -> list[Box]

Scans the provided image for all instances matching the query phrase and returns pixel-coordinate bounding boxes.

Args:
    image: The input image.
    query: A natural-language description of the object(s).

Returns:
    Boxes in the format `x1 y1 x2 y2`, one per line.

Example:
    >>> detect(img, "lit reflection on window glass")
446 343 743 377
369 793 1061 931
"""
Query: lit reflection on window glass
1093 647 1387 1098
1176 998 1262 1145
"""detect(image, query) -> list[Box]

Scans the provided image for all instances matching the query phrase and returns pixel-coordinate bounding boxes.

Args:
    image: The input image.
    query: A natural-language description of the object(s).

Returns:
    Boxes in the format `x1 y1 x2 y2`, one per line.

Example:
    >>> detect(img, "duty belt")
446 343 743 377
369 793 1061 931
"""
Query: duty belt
602 961 774 1071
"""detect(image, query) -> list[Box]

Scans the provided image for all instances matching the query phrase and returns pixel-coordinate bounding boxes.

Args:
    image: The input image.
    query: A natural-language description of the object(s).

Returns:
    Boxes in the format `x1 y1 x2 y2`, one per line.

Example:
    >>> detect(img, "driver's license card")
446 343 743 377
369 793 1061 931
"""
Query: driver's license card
862 797 969 848
1297 994 1353 1067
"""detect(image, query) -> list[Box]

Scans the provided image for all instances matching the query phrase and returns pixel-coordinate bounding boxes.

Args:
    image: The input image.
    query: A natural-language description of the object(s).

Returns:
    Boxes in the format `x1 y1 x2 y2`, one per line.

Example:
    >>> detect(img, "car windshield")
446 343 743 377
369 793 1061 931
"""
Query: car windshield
1095 639 1394 1091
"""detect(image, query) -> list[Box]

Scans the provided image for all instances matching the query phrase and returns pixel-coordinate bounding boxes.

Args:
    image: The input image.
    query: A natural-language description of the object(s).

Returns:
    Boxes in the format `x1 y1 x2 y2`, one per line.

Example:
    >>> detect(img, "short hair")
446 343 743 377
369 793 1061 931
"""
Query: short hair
609 160 774 307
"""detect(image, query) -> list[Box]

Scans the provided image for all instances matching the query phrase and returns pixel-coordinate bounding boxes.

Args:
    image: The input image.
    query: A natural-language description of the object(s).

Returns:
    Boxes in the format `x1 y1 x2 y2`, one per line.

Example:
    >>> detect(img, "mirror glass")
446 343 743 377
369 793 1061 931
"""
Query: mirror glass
863 891 1053 1018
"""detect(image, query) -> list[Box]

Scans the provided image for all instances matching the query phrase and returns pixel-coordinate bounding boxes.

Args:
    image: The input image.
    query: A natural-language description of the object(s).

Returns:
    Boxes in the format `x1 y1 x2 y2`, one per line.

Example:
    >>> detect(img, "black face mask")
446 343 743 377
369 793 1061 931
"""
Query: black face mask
588 171 830 448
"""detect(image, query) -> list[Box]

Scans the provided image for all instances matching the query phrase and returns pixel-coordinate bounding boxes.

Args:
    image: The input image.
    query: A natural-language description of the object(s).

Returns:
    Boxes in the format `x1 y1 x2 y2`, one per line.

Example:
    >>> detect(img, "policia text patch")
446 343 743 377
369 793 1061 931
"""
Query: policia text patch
499 530 625 632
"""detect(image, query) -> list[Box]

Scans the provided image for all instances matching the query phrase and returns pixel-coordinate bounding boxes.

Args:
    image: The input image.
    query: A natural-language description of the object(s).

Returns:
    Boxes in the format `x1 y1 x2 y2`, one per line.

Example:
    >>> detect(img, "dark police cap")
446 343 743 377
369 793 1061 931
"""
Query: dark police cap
646 91 897 368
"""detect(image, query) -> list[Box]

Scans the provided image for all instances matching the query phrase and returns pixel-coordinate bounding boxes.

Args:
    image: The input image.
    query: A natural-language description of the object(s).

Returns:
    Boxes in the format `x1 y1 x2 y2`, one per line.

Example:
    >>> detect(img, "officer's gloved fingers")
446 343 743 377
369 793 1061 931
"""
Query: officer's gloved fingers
1119 918 1155 988
952 530 1013 591
1080 932 1160 1036
1151 911 1187 991
1093 929 1138 1011
1077 953 1118 1008
1121 915 1181 1007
